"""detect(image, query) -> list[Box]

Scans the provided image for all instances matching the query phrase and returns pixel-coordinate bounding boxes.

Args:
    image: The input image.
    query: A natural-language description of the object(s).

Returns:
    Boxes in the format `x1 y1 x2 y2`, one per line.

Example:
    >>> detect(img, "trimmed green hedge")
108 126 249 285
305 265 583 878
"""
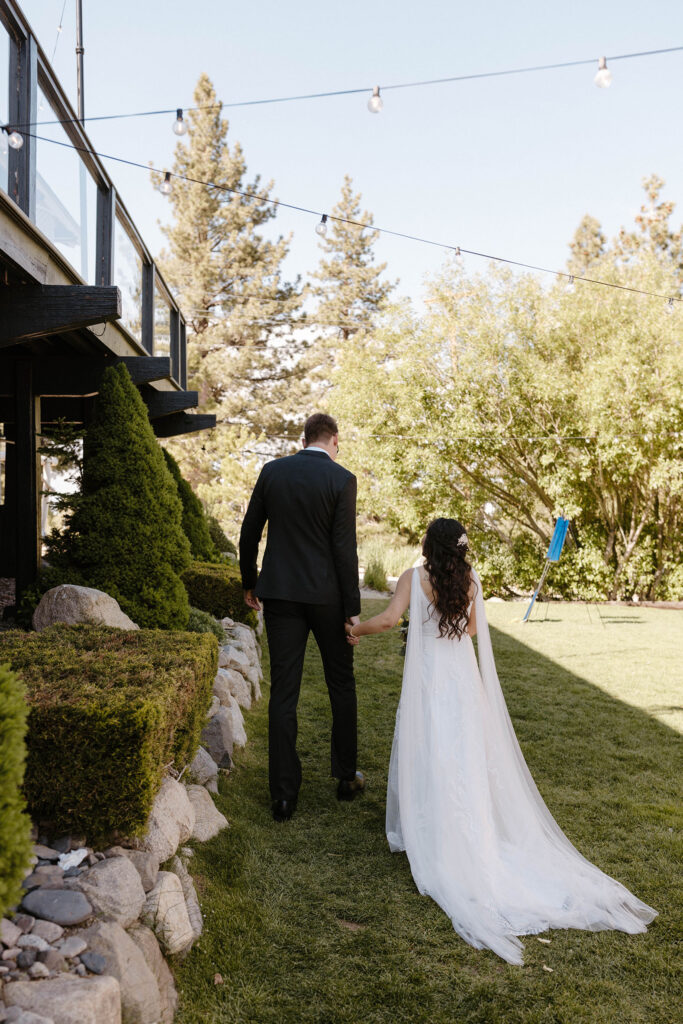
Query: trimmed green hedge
187 606 225 642
0 626 217 844
0 663 33 917
207 516 237 557
181 561 257 629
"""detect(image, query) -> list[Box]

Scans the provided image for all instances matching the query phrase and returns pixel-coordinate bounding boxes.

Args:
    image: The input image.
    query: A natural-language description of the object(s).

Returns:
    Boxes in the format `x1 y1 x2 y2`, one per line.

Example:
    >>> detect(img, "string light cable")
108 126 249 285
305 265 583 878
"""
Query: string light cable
22 128 683 309
8 45 683 132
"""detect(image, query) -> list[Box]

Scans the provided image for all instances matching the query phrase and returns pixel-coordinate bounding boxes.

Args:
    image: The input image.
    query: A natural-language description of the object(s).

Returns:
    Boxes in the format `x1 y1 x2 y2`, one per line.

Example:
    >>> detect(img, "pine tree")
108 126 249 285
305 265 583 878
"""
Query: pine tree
154 74 310 527
567 215 607 274
312 175 396 350
50 365 191 629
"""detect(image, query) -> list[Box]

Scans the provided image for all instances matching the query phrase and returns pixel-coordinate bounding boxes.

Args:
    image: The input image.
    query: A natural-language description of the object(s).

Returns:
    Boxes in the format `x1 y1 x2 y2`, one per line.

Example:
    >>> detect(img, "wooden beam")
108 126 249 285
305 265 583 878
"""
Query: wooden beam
152 412 216 438
38 396 93 424
144 389 198 419
0 285 121 347
116 356 170 385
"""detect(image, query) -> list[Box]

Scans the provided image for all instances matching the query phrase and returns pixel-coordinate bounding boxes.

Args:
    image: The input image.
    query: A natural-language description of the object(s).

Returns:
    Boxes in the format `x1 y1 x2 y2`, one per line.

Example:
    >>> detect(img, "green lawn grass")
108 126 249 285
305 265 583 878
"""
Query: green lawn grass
173 601 682 1024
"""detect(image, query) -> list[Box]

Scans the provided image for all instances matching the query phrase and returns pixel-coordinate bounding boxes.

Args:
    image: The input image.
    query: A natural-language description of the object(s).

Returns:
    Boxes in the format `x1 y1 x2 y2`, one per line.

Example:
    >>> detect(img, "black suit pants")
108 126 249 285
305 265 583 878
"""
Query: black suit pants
263 598 357 802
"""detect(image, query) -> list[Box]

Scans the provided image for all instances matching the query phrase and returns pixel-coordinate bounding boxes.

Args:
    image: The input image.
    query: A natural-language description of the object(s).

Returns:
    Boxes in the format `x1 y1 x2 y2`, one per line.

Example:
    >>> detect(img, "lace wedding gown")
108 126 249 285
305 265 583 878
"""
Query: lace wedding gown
386 568 657 965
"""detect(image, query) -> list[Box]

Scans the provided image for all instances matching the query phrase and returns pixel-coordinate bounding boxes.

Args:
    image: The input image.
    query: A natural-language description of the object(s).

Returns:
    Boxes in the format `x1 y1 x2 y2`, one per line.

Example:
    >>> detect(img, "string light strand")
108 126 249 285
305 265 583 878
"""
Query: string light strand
26 129 683 307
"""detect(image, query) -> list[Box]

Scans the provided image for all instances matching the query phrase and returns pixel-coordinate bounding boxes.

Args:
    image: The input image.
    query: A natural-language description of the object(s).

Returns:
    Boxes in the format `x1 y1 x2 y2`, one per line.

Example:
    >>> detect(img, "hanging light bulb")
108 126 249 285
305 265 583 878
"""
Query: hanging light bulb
172 108 188 136
159 171 173 196
666 297 675 314
367 85 383 114
566 275 575 293
594 56 612 89
315 214 328 237
4 126 24 149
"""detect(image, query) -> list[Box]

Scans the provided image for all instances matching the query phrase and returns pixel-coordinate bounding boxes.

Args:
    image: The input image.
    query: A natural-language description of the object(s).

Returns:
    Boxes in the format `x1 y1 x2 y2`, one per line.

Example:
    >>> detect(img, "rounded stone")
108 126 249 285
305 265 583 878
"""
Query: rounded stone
20 889 93 927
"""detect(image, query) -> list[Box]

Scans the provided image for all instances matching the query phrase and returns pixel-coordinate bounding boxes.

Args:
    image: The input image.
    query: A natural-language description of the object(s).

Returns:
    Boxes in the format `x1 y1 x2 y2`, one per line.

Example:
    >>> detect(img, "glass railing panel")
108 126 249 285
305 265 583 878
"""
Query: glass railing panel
113 215 142 339
34 87 97 281
0 25 9 195
154 279 171 359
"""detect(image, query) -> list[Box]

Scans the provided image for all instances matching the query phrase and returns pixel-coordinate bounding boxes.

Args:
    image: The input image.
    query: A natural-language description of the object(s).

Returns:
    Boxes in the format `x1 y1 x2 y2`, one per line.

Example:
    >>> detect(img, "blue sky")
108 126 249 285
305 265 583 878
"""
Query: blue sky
22 0 683 304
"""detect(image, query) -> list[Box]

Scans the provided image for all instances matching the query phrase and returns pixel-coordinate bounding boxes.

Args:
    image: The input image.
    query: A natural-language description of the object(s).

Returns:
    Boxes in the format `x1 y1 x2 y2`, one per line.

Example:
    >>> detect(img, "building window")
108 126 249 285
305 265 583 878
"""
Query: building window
154 280 171 358
0 426 6 506
0 25 9 196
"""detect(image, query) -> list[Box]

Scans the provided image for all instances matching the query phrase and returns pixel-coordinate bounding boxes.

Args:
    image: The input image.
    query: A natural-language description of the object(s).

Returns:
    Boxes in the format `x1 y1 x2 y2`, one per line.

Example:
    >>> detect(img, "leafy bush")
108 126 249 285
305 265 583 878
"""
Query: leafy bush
364 559 389 592
162 450 220 563
46 364 191 630
0 663 32 917
207 516 237 557
187 606 225 642
0 626 217 843
182 561 257 628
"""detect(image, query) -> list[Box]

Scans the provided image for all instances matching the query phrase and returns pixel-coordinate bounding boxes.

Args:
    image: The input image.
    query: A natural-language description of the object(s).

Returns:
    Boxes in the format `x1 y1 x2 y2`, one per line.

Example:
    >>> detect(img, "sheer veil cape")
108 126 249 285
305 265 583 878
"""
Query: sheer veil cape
385 567 656 965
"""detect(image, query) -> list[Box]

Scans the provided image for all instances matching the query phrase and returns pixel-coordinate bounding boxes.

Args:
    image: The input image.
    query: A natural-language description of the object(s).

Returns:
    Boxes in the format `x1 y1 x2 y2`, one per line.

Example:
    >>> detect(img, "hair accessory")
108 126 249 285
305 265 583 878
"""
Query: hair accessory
457 533 468 547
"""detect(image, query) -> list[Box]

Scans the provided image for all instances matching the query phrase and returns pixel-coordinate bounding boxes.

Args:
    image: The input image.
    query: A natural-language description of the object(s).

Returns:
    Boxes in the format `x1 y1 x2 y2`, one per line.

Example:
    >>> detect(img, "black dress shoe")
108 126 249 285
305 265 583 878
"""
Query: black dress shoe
337 771 367 802
272 798 296 822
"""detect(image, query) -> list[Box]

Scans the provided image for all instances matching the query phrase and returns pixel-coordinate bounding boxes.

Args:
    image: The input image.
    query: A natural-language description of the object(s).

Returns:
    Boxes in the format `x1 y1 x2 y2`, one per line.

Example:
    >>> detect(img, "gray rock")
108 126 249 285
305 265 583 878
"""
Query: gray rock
74 963 87 976
185 785 229 843
36 950 66 974
2 947 21 961
4 975 121 1024
17 936 49 953
169 857 202 942
137 778 195 864
217 644 251 675
50 839 70 856
10 917 33 935
140 872 194 956
186 746 219 788
101 848 159 895
20 889 92 927
56 937 87 959
214 666 251 710
127 924 177 1024
200 707 234 769
66 856 145 929
206 696 220 719
224 693 247 748
27 963 50 979
1 919 22 948
61 868 82 880
68 837 87 852
20 875 44 893
16 950 36 970
33 585 139 632
78 953 105 976
80 920 161 1024
7 1011 55 1024
31 847 59 862
29 922 63 945
32 867 63 882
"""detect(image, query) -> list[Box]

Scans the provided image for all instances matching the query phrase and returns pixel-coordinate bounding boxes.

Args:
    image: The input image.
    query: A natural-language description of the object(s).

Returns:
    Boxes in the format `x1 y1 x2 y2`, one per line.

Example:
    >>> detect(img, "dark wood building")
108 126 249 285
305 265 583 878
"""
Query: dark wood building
0 0 214 607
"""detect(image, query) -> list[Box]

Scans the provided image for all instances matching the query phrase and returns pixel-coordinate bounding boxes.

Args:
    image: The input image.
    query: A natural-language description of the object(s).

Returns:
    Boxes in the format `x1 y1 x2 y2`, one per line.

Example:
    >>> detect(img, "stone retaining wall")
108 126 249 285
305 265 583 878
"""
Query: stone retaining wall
0 613 264 1024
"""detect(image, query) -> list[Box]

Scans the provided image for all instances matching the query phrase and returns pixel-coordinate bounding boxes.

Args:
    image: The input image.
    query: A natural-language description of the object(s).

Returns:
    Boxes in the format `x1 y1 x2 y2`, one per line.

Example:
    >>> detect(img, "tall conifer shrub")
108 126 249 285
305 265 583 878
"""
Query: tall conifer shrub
162 448 219 562
51 364 191 628
0 663 32 917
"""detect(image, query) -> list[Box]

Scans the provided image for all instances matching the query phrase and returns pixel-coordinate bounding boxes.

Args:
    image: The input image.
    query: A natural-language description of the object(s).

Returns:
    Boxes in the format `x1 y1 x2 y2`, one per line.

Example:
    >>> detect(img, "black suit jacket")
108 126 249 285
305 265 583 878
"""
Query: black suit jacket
239 450 361 618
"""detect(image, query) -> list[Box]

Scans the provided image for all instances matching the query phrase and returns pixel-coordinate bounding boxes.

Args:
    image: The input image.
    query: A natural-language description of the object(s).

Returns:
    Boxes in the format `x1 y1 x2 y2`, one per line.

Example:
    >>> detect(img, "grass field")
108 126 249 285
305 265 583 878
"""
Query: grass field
173 601 682 1024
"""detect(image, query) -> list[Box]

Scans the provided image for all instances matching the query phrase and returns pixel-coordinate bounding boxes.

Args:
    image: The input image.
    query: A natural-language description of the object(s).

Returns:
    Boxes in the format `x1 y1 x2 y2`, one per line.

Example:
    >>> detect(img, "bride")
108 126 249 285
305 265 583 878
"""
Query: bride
346 517 656 965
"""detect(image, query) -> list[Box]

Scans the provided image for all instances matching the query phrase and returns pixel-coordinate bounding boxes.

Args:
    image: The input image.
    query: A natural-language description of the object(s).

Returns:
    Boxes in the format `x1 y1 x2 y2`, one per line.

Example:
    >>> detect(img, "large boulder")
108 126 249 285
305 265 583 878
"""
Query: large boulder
4 975 121 1024
217 644 250 675
103 848 160 894
187 745 219 789
140 872 194 956
186 785 229 843
200 707 234 769
169 856 203 943
224 693 247 749
79 920 161 1024
138 778 195 863
214 667 251 710
33 585 139 631
127 924 177 1024
20 888 93 927
66 856 145 928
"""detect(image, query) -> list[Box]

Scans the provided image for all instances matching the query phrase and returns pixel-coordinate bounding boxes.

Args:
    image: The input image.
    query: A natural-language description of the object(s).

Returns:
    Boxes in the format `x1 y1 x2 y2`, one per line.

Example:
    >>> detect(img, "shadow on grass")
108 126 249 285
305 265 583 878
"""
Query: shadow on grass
173 613 682 1024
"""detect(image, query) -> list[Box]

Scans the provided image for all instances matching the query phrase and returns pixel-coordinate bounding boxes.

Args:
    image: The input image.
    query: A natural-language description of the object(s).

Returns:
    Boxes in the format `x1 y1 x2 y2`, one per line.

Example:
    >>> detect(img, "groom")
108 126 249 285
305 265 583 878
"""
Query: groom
239 413 366 822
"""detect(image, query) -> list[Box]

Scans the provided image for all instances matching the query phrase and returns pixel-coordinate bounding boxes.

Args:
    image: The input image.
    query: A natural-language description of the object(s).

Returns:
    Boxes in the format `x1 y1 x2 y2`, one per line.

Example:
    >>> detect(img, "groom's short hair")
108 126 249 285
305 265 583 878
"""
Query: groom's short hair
304 413 338 445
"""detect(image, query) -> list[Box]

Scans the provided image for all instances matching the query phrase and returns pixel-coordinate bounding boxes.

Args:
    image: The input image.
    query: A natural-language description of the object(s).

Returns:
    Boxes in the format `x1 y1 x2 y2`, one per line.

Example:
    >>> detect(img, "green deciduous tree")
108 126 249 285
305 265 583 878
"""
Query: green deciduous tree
332 179 683 600
48 364 191 628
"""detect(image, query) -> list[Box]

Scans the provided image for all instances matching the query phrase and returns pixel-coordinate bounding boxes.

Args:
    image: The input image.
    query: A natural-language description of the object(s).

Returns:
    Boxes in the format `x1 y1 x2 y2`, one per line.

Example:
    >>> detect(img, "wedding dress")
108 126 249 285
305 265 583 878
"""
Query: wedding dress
385 567 656 965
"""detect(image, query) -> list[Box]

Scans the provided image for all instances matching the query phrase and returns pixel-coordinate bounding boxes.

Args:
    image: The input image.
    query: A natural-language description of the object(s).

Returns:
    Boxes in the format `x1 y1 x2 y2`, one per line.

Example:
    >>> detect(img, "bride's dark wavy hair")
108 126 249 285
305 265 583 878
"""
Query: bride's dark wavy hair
422 518 475 640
